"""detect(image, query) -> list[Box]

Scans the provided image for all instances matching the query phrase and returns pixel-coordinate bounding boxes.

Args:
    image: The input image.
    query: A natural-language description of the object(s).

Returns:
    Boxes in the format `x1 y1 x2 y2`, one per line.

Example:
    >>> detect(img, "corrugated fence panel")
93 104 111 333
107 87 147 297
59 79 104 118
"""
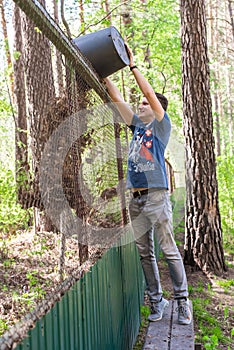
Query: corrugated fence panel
15 232 144 350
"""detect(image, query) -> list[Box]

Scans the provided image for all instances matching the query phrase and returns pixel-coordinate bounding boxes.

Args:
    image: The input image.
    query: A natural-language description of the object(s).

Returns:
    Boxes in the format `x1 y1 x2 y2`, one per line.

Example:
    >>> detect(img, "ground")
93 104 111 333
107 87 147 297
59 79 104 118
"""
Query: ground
0 230 105 336
0 229 233 350
134 230 234 350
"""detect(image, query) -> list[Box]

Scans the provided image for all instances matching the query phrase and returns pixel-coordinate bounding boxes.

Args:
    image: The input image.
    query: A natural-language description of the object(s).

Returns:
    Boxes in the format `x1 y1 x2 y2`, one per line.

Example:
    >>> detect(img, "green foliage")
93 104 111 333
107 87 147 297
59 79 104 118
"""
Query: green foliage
216 279 234 294
140 305 150 320
170 187 186 235
12 50 21 61
217 154 234 251
0 80 12 115
0 78 32 234
122 0 182 126
203 335 219 350
72 0 183 128
133 305 150 349
0 319 8 334
193 296 230 348
0 167 32 234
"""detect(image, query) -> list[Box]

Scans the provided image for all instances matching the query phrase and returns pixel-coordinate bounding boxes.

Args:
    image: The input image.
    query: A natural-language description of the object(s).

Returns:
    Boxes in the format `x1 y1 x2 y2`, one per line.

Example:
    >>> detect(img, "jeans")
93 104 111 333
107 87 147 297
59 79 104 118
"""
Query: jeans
129 189 188 303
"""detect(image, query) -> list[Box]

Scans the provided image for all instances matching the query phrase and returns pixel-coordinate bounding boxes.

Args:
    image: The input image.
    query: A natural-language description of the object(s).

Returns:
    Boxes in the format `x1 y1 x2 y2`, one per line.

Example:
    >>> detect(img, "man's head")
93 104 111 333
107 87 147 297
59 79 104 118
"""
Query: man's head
138 93 168 123
155 92 168 111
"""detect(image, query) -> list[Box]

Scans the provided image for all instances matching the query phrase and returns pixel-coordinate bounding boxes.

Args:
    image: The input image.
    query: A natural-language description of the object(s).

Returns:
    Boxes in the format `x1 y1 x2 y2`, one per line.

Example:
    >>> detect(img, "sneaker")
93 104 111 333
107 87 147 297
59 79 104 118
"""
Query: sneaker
176 298 192 325
148 298 169 322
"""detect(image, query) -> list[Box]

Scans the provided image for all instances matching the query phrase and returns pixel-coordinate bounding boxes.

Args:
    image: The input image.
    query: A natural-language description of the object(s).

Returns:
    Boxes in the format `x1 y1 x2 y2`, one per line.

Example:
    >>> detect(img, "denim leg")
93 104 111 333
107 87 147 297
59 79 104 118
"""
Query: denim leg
135 227 163 302
129 196 162 302
145 191 188 299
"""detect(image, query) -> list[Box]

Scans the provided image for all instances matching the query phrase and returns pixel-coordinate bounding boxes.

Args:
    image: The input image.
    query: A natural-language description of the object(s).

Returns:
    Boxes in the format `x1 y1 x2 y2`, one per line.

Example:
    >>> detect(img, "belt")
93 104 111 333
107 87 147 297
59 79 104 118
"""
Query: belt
132 188 165 198
132 189 149 198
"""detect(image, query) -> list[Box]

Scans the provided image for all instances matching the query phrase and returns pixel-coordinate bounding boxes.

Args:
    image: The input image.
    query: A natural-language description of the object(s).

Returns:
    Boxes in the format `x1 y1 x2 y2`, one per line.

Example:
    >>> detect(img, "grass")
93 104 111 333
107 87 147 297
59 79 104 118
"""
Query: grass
133 305 150 350
189 266 234 350
189 280 234 349
0 230 80 336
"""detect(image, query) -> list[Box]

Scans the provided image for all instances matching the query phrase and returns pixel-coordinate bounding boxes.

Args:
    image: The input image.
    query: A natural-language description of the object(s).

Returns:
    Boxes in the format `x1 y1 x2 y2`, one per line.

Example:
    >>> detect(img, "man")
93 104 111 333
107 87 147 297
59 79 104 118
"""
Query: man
104 46 191 325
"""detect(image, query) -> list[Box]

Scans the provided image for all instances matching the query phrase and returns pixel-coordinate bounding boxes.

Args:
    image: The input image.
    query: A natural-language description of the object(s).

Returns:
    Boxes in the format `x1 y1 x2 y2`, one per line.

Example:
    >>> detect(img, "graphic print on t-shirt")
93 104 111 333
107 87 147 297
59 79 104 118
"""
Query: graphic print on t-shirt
128 128 155 173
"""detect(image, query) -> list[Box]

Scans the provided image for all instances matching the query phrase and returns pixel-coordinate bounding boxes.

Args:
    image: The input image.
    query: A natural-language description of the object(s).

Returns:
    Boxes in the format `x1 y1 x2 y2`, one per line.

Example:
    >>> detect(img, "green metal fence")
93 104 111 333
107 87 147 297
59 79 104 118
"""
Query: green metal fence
14 232 144 350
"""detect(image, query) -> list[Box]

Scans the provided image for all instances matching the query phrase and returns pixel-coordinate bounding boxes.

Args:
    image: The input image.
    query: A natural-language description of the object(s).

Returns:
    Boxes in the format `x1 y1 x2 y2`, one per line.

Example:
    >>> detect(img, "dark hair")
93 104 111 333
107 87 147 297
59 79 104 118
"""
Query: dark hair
155 92 168 111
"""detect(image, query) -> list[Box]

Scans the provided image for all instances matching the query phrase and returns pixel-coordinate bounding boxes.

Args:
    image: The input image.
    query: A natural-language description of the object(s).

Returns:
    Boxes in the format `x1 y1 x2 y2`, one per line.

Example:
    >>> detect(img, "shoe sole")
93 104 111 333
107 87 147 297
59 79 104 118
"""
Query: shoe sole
148 301 169 322
178 319 192 325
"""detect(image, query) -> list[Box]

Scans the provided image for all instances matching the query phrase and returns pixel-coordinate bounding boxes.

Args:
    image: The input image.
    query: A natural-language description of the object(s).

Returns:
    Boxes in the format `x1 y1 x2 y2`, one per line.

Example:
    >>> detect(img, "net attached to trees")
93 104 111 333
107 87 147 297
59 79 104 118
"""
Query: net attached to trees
0 0 130 347
13 0 129 246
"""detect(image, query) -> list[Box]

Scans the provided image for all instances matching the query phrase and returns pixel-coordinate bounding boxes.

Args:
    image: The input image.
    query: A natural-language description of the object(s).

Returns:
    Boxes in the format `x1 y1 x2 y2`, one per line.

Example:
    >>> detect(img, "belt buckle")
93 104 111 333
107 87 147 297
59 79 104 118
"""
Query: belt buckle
133 190 141 198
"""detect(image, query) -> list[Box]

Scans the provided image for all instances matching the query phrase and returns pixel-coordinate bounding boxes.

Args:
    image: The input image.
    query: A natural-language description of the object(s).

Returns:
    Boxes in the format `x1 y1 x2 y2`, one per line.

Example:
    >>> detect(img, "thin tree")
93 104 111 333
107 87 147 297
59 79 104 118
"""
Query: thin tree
0 0 14 102
79 0 85 30
13 3 29 206
228 0 234 40
180 0 226 275
53 0 64 95
207 0 221 157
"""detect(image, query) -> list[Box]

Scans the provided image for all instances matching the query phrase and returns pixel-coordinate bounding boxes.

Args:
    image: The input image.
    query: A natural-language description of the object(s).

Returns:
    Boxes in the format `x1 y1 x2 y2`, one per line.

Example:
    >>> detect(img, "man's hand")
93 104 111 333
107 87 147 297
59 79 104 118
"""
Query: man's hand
125 43 135 68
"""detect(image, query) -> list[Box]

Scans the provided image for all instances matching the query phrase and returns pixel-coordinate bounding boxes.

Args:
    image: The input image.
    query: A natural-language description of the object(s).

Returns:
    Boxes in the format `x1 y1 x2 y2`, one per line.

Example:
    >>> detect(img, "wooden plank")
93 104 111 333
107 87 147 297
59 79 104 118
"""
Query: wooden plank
170 300 194 350
143 301 172 350
143 300 195 350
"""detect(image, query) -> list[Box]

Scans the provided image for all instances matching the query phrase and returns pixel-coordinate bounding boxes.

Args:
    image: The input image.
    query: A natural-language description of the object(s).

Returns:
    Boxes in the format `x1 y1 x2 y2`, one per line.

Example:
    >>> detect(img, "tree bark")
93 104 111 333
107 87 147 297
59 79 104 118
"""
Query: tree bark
61 0 71 38
0 0 14 102
13 4 29 205
207 0 221 156
79 0 85 28
180 0 226 275
225 0 233 156
53 0 64 95
21 0 56 231
228 0 234 40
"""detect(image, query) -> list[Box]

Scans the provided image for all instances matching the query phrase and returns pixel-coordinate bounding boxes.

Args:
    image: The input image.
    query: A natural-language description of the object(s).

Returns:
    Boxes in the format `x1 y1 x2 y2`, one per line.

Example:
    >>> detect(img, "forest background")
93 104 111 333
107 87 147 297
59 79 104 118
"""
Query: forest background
0 0 233 349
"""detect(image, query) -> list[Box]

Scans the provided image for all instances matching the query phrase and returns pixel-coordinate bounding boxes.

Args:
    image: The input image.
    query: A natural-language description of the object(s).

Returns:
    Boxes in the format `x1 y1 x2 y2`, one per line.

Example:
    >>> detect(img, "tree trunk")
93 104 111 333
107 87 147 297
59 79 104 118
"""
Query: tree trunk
63 67 89 263
53 0 64 95
21 0 56 231
180 0 226 275
0 0 14 102
225 0 233 156
228 0 234 40
61 0 71 38
13 4 30 205
79 0 85 29
207 0 221 156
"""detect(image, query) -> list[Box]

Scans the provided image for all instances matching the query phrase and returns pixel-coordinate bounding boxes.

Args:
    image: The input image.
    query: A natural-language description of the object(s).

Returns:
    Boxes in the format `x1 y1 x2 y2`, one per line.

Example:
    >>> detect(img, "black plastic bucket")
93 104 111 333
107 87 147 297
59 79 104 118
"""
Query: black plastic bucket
73 26 130 78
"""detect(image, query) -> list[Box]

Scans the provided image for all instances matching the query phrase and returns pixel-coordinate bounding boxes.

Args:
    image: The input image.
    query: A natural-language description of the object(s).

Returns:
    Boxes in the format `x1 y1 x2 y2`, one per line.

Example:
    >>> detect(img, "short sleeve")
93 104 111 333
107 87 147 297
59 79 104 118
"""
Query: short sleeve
152 112 171 146
128 114 142 133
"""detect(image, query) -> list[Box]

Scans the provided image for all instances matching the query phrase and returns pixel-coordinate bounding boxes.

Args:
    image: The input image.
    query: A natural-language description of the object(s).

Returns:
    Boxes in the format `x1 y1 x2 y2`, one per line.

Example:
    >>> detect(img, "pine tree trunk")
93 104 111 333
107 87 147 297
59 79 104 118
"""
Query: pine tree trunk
79 0 85 28
207 0 221 156
225 1 233 156
13 4 30 206
180 0 226 275
21 0 56 231
53 0 64 95
228 0 234 40
0 0 14 102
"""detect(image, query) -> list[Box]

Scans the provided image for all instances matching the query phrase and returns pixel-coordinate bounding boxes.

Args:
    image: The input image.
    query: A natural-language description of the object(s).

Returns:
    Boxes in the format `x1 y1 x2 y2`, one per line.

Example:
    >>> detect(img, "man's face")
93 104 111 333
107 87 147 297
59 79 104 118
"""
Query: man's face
138 97 154 122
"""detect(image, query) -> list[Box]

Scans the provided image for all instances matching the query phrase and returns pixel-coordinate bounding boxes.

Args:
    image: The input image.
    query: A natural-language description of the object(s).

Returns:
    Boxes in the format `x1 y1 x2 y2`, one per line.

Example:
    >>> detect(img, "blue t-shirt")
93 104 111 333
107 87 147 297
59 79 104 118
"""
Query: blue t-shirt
126 112 171 189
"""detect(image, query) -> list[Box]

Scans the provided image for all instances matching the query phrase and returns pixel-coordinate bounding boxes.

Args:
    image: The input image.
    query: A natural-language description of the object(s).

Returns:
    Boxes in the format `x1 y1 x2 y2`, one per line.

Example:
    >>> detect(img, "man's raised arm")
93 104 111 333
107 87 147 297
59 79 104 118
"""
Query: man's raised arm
126 46 165 122
104 77 134 126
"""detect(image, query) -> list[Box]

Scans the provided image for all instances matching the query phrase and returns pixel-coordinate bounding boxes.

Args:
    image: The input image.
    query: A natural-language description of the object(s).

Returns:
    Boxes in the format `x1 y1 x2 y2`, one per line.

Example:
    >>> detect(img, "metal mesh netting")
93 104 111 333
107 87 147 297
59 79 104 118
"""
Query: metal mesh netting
13 0 129 244
0 1 131 346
